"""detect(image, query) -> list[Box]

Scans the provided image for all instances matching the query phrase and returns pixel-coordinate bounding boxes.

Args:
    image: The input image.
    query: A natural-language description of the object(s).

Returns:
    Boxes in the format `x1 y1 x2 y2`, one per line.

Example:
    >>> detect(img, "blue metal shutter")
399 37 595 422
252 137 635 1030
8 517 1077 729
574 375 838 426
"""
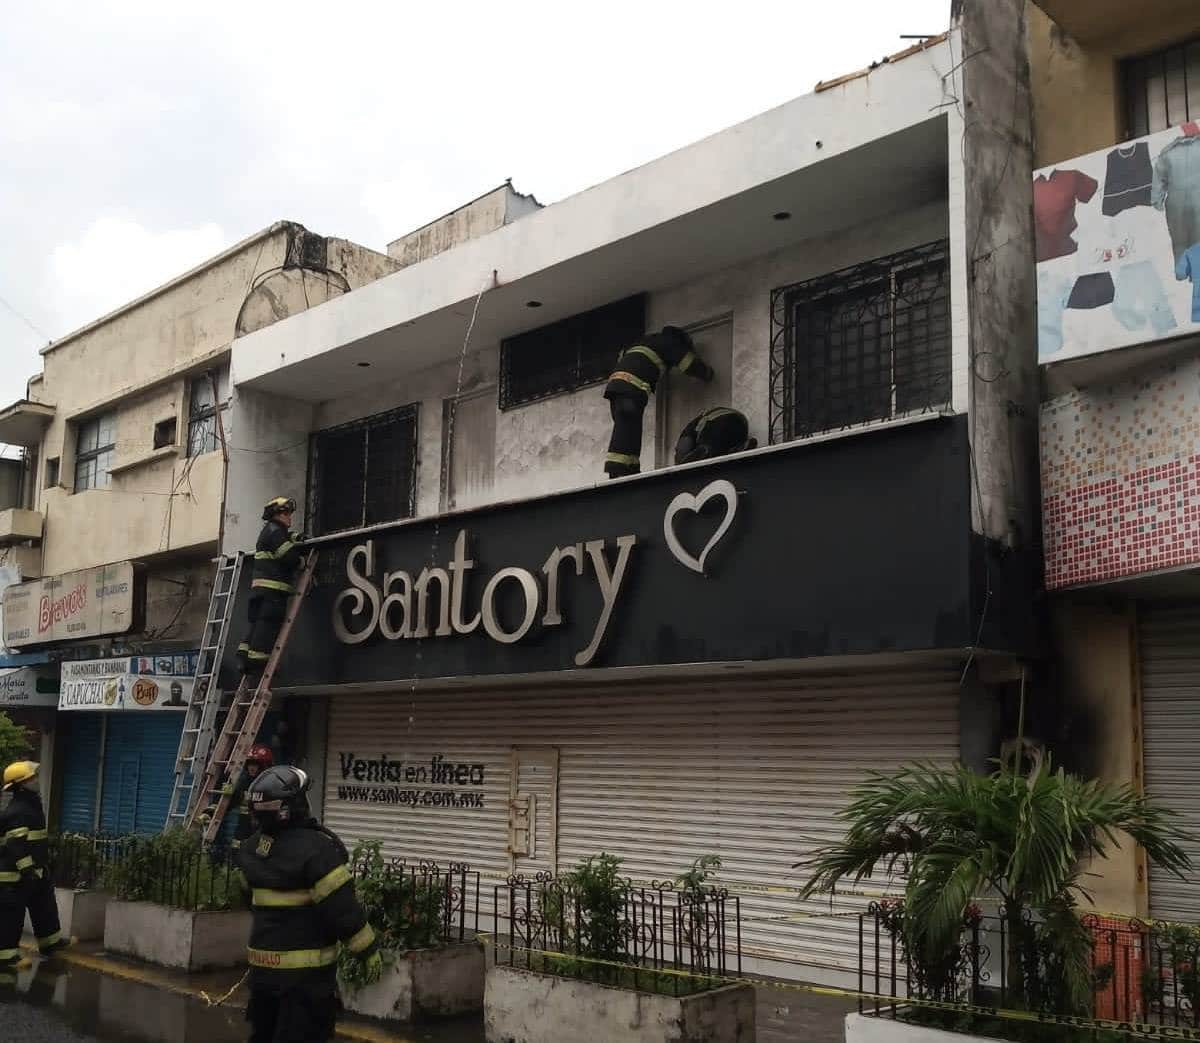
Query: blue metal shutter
100 714 185 835
58 714 103 834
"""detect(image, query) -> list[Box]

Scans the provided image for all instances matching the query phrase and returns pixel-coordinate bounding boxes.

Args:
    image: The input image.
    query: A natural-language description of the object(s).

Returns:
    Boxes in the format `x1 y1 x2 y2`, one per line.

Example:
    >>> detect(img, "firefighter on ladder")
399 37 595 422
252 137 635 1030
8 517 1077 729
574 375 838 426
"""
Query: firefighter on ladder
0 762 70 971
604 325 714 479
200 743 275 847
238 496 305 684
235 765 380 1042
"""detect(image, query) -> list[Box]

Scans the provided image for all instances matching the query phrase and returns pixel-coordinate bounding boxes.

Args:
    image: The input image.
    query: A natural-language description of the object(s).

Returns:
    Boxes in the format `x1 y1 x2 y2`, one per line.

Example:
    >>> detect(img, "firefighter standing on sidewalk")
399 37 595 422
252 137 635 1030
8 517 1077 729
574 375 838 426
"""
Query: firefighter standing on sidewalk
0 762 69 969
237 496 304 682
235 765 379 1042
604 325 714 478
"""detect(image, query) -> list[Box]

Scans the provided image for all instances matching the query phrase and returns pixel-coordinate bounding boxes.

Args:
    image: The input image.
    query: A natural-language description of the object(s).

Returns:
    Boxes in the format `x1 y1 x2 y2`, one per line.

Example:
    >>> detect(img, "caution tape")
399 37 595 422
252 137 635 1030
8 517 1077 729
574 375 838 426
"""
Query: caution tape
478 934 1200 1041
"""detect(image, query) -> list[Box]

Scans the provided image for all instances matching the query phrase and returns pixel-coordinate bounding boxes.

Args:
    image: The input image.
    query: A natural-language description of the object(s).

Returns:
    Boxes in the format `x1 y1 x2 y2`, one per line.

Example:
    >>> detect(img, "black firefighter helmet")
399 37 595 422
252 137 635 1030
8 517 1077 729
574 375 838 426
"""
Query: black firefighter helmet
247 765 311 834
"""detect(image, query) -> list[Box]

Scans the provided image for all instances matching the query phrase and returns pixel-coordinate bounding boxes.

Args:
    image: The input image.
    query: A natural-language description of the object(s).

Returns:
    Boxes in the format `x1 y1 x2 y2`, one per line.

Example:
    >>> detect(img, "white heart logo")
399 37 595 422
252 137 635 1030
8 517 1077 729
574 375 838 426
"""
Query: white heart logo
663 479 739 576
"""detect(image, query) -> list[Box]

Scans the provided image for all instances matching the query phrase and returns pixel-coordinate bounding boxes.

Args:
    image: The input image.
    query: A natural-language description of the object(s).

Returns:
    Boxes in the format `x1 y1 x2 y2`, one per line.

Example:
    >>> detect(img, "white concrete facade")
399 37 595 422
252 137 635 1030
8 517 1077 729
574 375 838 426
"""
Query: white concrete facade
226 35 977 550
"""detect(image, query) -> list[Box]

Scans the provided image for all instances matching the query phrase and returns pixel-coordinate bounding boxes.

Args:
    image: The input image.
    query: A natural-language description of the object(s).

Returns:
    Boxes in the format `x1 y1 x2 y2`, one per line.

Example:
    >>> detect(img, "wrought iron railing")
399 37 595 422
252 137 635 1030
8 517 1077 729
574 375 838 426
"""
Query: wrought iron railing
493 872 741 996
91 834 247 912
348 853 481 949
860 900 1200 1039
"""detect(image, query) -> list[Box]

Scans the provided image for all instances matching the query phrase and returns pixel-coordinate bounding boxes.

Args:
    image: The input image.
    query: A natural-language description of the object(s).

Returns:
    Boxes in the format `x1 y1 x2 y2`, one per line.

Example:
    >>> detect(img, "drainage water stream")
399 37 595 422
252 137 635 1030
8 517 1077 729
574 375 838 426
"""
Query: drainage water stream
0 958 483 1043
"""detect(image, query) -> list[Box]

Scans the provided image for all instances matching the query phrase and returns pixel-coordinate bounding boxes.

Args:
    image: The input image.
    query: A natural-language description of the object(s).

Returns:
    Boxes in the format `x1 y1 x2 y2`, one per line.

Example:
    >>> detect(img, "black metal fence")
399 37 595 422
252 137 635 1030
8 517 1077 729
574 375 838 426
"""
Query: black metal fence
860 901 1200 1039
349 853 480 949
493 873 741 996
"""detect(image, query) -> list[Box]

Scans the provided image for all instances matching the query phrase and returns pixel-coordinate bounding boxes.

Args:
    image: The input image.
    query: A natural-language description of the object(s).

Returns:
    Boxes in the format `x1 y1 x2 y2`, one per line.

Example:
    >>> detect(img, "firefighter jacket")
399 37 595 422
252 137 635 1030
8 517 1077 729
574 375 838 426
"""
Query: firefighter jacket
605 329 712 403
252 519 304 595
0 788 50 885
235 820 376 991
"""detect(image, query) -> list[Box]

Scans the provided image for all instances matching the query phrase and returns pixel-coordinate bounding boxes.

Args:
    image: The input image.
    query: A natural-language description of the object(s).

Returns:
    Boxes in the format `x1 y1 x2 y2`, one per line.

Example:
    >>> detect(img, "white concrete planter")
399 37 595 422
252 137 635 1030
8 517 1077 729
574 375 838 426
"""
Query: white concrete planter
845 1011 1007 1042
484 965 755 1043
342 940 485 1022
25 888 110 942
102 899 251 971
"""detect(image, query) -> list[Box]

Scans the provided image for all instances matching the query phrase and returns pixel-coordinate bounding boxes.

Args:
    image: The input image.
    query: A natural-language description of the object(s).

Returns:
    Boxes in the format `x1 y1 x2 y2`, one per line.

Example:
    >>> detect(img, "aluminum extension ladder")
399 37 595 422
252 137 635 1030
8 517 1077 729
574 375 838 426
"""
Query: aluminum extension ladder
164 553 246 831
184 552 318 844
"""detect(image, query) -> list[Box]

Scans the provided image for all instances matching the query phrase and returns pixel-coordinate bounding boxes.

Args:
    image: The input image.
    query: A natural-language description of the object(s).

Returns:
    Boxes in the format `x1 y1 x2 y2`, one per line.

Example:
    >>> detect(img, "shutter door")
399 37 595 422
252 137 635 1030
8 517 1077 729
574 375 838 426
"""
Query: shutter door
100 714 186 835
323 665 959 979
58 714 103 834
1141 604 1200 923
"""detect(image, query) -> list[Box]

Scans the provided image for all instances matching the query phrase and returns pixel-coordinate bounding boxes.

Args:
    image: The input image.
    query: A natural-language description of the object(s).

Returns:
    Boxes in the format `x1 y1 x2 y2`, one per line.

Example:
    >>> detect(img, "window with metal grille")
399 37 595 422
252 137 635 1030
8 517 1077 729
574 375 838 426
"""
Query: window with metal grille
499 294 645 410
307 404 418 536
1124 37 1200 137
769 240 951 444
187 368 230 458
74 413 116 492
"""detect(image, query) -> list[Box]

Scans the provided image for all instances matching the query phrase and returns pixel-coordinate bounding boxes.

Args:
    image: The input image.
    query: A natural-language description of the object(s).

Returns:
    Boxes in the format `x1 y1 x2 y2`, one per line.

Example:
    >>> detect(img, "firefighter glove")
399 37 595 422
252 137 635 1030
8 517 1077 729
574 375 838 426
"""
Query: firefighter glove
361 949 383 982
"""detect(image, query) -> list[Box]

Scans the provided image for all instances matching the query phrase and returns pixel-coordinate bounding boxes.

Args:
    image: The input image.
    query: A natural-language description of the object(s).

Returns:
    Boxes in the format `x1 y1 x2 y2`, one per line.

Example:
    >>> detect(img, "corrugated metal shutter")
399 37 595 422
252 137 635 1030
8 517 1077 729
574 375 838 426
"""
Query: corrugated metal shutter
100 714 185 835
58 714 103 834
1141 604 1200 923
322 666 960 979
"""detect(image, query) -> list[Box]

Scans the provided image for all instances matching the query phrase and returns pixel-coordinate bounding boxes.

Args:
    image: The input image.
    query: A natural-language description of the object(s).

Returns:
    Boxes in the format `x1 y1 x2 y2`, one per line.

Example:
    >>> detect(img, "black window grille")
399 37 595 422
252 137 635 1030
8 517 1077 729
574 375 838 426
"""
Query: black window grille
307 404 418 536
74 413 116 492
1124 36 1200 138
187 368 230 458
499 294 645 410
769 240 952 444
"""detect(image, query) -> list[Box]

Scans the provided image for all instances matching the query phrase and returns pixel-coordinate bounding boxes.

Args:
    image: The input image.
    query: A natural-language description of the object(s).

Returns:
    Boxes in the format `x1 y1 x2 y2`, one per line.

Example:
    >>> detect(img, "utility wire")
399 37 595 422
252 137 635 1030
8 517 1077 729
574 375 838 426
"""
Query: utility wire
0 290 51 343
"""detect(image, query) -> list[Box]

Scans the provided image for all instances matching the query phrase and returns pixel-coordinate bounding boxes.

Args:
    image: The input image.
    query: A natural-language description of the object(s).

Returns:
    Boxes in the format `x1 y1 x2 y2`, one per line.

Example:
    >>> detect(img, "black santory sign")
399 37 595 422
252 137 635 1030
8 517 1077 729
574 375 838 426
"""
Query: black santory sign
277 417 1026 688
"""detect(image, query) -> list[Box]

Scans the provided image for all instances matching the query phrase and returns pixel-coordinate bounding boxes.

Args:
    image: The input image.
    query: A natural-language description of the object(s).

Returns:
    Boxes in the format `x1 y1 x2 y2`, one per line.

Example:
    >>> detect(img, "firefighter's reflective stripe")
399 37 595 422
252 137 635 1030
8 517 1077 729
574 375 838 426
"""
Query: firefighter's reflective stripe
310 864 352 904
2 827 28 841
251 578 294 594
606 452 639 468
247 945 338 970
676 350 698 373
245 650 270 662
609 371 652 395
0 947 19 962
37 931 61 948
624 346 666 376
696 407 738 435
345 924 375 954
26 829 47 841
253 888 312 907
14 856 33 871
255 540 299 561
0 873 18 884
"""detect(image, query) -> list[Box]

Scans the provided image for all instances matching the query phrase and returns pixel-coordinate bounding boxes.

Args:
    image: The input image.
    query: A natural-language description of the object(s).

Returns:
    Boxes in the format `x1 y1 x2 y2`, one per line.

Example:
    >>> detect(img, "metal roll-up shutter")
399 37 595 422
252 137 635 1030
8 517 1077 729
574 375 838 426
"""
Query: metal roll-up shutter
99 714 186 835
1141 604 1200 923
58 713 104 834
322 664 960 981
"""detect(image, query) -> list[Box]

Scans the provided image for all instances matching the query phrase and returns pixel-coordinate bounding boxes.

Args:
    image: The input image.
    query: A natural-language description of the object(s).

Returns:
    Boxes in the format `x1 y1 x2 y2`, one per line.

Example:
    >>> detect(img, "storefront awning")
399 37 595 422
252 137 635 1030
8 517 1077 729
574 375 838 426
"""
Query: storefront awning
0 667 59 709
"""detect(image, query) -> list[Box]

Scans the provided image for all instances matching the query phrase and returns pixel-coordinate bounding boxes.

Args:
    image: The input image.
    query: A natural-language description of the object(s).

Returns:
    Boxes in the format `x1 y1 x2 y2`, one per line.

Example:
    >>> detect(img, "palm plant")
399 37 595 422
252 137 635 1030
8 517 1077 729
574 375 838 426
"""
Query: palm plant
798 756 1193 1014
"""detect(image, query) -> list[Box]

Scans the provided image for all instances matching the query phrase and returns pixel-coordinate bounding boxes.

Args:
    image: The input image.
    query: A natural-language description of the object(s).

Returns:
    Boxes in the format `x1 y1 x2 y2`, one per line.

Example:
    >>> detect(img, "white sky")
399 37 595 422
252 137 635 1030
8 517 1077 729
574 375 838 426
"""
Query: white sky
0 0 951 455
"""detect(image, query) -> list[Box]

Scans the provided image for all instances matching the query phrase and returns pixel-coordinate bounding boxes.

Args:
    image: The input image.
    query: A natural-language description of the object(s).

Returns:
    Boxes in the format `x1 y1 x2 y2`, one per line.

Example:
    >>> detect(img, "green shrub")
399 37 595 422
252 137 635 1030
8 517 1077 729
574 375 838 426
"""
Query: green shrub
100 829 247 911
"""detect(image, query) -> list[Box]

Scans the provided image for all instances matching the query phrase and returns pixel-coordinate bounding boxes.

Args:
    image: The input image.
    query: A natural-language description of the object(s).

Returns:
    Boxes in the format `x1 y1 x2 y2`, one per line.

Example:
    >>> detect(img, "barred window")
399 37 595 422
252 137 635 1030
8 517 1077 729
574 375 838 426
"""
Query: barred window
499 294 645 410
1124 37 1200 138
769 240 951 444
74 413 115 492
187 367 230 458
307 405 418 536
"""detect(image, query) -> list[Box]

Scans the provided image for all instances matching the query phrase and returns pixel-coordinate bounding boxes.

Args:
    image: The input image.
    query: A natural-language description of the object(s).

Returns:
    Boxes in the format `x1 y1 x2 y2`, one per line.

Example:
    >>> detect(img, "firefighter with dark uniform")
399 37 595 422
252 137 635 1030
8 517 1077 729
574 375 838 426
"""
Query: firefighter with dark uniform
0 762 70 970
238 496 304 682
200 743 275 848
603 325 714 478
673 407 758 465
235 765 380 1042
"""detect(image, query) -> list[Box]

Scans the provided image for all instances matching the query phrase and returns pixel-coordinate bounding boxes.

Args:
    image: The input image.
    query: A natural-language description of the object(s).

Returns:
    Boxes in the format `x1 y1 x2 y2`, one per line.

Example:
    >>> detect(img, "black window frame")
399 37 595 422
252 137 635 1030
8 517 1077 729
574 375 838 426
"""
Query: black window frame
768 239 952 445
186 368 230 458
1123 36 1200 138
74 413 116 492
499 294 646 410
306 404 419 537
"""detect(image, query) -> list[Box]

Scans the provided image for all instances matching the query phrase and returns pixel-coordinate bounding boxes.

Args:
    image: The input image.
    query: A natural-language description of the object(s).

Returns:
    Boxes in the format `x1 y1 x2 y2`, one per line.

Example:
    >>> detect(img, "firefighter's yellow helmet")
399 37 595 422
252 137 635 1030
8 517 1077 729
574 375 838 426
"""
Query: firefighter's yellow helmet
261 496 297 521
2 760 38 790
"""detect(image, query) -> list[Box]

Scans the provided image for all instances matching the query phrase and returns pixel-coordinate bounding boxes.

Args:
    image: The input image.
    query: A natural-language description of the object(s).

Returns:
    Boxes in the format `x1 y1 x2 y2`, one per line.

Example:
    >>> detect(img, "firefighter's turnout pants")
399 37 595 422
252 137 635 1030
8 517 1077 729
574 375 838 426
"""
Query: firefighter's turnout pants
238 591 288 674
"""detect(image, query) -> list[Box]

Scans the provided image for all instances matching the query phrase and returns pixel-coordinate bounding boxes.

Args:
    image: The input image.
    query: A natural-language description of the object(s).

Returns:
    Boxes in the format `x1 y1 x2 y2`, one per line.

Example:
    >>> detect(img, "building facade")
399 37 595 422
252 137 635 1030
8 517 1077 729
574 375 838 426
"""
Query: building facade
1029 0 1200 921
223 2 1039 985
0 222 398 833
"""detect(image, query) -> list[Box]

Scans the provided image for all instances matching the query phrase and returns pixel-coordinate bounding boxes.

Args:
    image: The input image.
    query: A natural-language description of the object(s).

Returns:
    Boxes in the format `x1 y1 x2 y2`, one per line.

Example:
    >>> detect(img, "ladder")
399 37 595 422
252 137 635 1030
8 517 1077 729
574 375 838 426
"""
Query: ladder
165 554 246 831
186 552 318 844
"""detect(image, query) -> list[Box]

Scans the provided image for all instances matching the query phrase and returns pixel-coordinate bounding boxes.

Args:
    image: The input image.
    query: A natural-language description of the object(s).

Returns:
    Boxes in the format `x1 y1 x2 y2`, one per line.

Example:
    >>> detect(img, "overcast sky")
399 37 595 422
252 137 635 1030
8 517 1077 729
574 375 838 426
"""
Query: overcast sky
0 0 950 446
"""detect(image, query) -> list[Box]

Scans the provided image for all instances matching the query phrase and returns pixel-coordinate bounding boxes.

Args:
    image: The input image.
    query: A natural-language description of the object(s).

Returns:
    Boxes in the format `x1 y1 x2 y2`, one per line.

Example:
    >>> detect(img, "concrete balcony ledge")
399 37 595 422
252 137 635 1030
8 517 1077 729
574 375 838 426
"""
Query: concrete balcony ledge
0 399 54 447
0 508 43 545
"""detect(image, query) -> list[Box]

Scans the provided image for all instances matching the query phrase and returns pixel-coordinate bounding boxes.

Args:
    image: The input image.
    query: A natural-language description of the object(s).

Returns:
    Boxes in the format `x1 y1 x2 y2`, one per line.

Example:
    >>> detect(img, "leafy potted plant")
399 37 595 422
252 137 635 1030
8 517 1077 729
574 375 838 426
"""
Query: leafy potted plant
801 756 1192 1042
337 841 485 1023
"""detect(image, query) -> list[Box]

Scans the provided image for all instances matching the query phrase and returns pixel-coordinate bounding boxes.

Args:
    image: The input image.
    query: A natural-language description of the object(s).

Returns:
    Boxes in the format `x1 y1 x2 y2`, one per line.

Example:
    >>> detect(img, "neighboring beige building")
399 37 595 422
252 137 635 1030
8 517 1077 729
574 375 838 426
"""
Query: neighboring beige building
0 221 398 833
